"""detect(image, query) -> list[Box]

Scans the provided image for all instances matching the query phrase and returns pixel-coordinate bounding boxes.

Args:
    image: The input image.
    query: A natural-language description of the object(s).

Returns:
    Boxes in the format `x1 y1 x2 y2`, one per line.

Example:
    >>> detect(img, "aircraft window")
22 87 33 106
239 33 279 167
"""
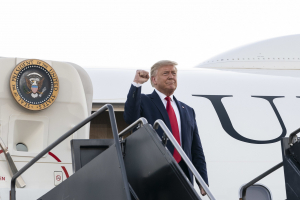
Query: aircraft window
240 184 272 200
16 143 28 152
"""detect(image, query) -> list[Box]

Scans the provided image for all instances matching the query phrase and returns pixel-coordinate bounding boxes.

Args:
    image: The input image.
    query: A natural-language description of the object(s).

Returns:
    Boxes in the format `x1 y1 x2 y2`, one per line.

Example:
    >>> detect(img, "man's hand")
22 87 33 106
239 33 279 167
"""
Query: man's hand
133 70 149 84
200 185 207 196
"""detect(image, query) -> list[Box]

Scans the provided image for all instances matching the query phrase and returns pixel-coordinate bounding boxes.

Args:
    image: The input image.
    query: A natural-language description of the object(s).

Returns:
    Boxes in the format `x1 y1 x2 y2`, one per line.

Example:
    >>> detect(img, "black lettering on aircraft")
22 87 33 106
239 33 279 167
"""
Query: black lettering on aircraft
192 95 286 144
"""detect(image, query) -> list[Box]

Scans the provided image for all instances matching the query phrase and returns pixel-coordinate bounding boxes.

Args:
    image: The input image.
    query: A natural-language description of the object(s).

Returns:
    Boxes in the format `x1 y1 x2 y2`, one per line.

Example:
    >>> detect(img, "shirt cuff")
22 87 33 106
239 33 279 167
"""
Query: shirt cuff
132 82 142 87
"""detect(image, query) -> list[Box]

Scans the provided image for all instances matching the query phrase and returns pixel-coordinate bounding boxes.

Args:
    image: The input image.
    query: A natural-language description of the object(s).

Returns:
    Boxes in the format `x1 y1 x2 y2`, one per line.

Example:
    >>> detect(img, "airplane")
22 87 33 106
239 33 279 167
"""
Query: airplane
1 34 300 200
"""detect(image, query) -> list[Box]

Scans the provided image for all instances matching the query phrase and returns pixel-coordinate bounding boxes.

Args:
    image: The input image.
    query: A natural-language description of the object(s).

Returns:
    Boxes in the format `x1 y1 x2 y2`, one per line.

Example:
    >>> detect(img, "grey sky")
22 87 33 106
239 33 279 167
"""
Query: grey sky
0 0 299 69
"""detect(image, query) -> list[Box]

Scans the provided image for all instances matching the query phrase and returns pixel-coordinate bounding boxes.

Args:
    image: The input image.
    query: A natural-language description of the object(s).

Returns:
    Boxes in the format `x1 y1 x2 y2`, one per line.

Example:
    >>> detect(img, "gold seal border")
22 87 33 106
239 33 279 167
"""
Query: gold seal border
10 59 59 111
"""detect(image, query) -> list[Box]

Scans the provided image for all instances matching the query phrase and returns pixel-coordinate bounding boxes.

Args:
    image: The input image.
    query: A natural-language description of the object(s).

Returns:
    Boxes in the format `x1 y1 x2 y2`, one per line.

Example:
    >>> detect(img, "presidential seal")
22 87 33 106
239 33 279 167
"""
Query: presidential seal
10 59 59 110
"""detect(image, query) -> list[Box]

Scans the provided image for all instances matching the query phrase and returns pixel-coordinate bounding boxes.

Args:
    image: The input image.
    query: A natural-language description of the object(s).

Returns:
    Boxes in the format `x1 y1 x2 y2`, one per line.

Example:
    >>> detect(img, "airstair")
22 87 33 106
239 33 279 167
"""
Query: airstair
6 104 300 200
8 104 214 200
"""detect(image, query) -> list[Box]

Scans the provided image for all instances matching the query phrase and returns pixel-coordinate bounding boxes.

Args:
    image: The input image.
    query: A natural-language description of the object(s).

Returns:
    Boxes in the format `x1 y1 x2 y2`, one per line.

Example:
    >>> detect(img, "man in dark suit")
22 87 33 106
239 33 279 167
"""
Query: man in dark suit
124 60 208 196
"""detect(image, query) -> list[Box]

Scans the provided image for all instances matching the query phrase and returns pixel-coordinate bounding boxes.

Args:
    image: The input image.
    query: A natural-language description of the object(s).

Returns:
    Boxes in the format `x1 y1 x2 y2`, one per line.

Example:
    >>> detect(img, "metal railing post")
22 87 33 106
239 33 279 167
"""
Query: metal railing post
118 118 148 138
288 127 300 146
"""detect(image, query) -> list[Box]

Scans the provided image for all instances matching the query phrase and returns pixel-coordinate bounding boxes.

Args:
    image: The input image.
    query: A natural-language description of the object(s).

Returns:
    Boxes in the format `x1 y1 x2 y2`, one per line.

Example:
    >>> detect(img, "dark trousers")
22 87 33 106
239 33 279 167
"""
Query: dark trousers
179 160 200 186
178 160 190 181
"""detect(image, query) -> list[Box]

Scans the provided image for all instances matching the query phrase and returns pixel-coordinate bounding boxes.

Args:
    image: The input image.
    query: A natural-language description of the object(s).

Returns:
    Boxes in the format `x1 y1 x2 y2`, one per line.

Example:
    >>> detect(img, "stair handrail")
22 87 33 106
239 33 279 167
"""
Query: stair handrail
118 117 148 138
10 104 132 200
154 119 216 200
239 162 283 200
241 127 300 199
288 127 300 146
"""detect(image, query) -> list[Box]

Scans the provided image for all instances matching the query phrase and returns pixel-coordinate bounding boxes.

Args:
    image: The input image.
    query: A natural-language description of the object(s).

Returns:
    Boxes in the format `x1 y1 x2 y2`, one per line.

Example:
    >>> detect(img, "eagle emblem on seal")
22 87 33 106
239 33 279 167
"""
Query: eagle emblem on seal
24 72 47 98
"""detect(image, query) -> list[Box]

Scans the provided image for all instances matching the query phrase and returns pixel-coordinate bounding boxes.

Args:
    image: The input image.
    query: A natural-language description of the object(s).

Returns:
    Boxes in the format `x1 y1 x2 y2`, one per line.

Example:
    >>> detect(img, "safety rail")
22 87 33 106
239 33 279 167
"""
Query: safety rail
119 118 148 138
119 117 148 159
288 127 300 146
241 127 300 200
153 119 216 200
239 162 283 200
10 104 132 200
0 138 26 188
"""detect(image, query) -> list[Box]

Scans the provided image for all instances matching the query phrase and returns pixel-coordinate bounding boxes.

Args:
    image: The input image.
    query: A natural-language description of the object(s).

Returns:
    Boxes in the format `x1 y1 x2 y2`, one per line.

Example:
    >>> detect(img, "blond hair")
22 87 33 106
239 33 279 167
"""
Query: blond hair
150 60 178 87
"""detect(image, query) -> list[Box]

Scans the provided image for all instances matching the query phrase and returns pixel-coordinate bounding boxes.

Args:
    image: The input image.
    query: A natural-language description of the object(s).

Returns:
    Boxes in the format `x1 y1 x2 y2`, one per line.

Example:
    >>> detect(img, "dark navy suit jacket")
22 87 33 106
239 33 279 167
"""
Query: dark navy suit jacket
124 84 208 185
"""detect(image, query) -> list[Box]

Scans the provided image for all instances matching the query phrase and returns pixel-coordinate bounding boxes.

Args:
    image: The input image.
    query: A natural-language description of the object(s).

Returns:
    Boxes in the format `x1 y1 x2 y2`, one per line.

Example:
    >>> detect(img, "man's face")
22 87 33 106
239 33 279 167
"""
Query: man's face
152 65 177 96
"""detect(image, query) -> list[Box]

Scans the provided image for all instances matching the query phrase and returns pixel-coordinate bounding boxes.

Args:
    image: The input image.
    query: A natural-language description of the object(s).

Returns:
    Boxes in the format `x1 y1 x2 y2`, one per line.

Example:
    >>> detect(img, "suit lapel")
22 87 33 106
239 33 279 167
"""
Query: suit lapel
174 96 186 150
149 90 172 130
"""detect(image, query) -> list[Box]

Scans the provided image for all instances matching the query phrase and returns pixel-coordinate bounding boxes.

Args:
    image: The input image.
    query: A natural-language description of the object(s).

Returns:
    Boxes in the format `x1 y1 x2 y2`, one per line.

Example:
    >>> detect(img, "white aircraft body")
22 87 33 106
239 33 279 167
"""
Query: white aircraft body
1 34 300 200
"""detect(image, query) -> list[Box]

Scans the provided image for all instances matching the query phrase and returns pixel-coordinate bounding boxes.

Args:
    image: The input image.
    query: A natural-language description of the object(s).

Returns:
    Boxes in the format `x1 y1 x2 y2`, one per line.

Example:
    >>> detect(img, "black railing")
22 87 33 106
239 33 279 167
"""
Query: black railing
10 104 132 200
288 127 300 145
240 162 283 200
240 126 300 200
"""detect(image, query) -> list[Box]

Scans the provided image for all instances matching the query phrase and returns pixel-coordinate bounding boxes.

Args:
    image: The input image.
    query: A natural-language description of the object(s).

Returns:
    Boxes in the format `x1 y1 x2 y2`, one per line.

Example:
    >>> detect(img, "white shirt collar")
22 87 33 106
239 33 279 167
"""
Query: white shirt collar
154 88 174 102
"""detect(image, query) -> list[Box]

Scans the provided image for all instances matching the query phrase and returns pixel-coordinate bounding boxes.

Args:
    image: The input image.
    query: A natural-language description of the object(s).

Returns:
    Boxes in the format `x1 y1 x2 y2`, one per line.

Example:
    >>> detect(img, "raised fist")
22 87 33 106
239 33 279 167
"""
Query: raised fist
133 70 149 84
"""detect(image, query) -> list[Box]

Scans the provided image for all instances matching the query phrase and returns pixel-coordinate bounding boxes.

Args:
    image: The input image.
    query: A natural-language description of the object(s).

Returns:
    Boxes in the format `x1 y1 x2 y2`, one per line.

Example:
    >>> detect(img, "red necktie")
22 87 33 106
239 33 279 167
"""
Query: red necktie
165 96 181 163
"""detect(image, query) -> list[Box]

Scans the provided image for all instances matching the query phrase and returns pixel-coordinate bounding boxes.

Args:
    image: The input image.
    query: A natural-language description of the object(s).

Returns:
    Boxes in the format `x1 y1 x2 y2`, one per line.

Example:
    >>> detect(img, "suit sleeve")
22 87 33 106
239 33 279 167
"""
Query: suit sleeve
124 84 142 125
191 108 209 186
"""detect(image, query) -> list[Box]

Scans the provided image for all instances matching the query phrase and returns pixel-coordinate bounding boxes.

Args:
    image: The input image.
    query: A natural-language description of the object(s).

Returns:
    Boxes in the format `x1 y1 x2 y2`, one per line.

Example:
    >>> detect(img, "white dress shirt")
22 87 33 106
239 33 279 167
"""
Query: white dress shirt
132 82 182 144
